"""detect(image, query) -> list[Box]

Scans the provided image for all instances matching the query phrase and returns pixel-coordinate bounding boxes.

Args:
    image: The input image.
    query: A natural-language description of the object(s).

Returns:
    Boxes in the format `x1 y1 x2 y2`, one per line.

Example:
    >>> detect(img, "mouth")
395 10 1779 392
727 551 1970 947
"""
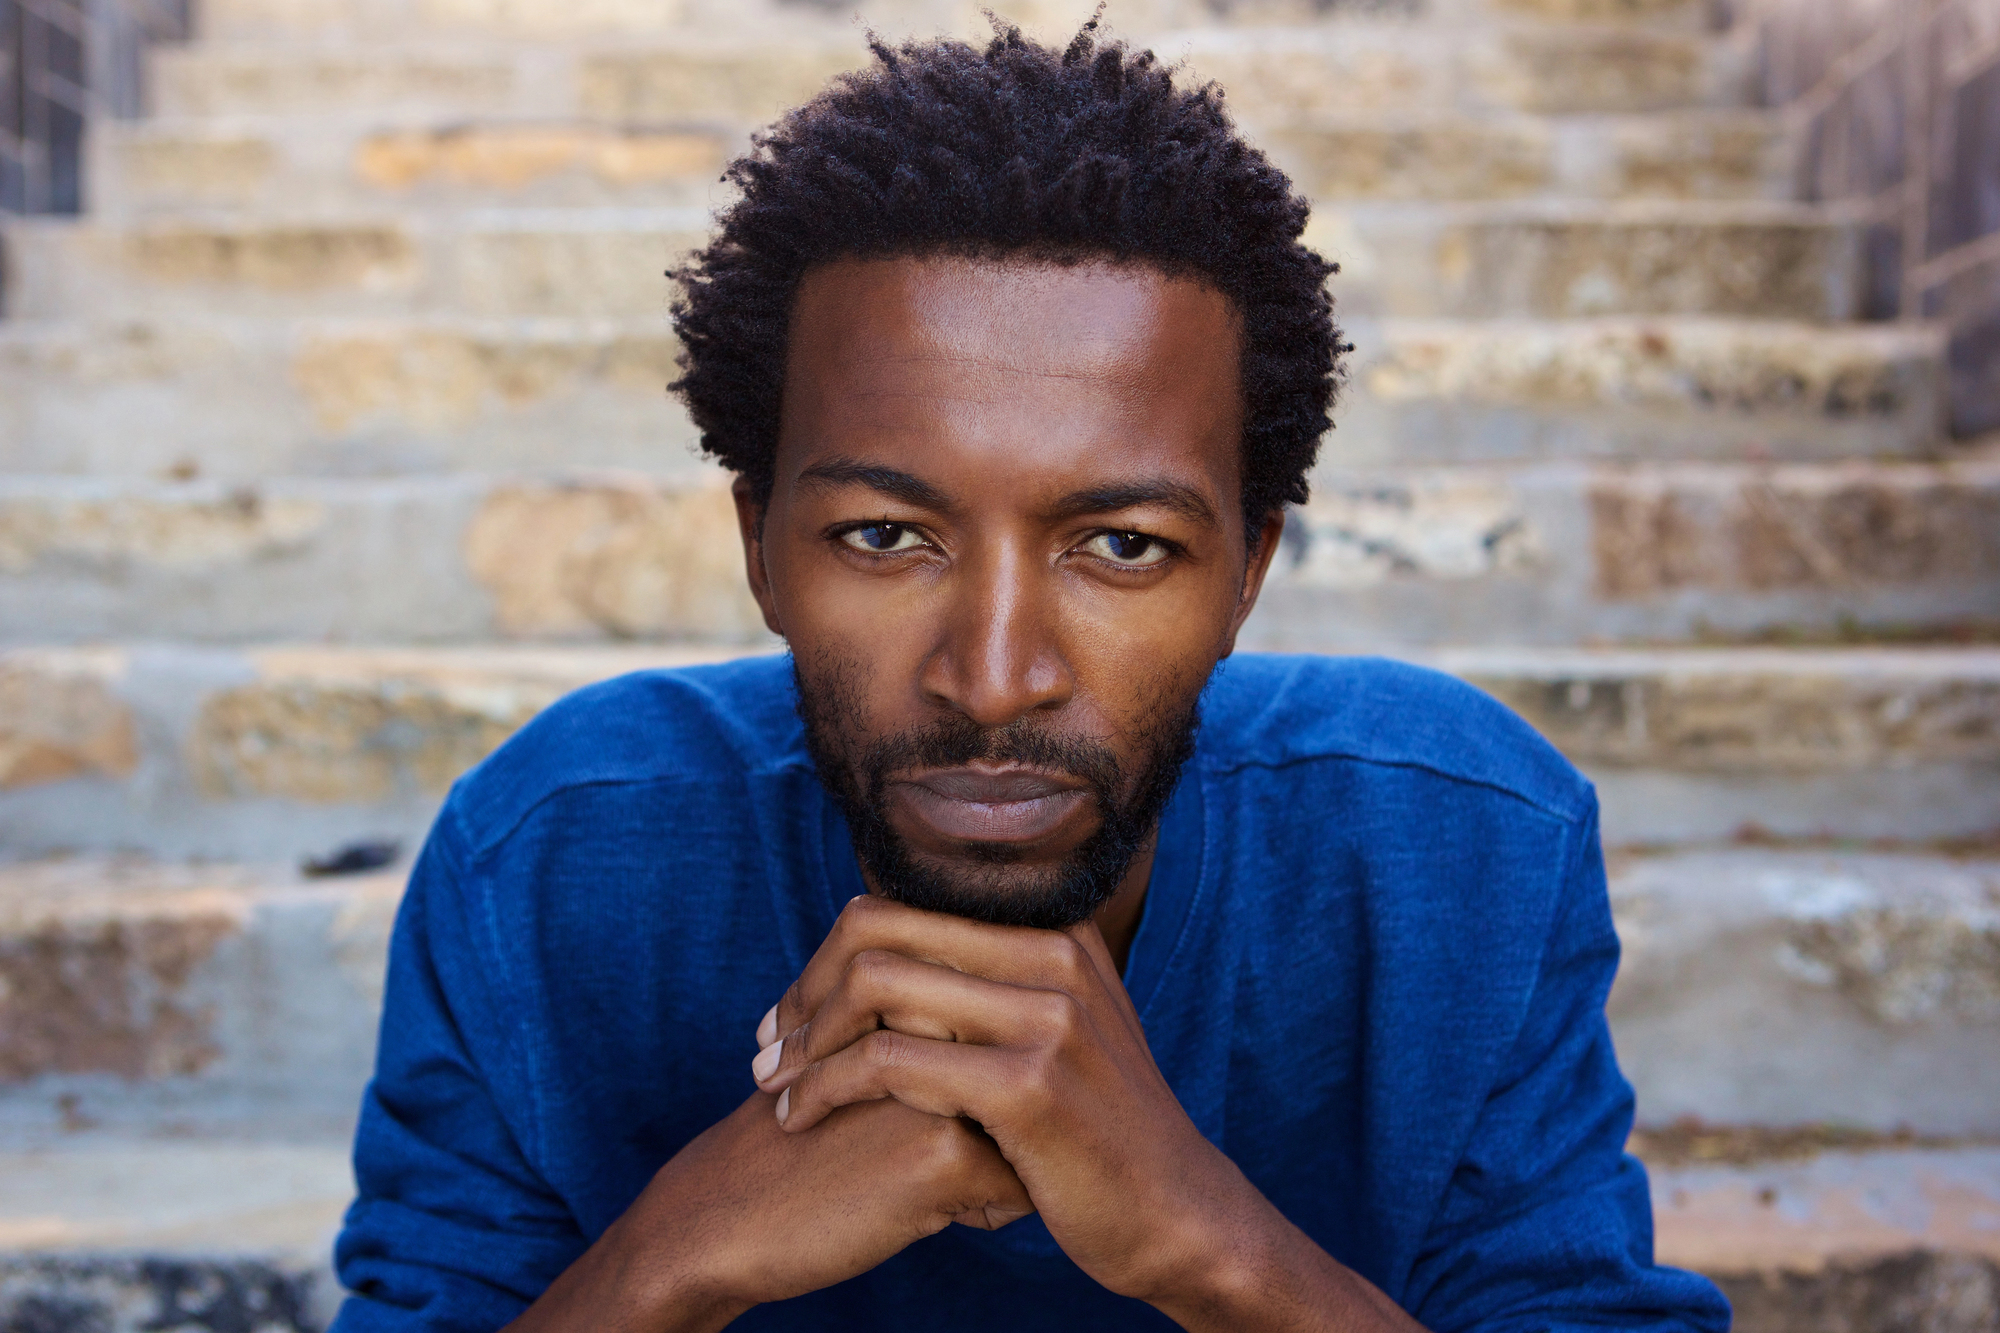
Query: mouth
888 764 1095 846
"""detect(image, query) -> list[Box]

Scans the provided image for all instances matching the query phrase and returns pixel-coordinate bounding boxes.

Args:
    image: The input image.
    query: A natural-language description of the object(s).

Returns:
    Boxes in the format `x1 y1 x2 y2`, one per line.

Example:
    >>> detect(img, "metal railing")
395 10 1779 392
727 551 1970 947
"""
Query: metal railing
1 0 186 215
1753 0 2000 432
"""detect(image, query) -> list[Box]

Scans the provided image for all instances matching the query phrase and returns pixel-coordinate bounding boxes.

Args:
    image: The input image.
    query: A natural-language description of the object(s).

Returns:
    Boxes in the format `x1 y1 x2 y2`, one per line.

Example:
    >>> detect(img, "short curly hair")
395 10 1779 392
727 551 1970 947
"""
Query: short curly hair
670 20 1344 534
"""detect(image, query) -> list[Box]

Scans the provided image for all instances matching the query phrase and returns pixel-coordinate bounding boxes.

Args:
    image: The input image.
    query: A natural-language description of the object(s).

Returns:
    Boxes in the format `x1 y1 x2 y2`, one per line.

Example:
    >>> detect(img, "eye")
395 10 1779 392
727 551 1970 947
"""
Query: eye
1083 531 1170 568
839 522 925 554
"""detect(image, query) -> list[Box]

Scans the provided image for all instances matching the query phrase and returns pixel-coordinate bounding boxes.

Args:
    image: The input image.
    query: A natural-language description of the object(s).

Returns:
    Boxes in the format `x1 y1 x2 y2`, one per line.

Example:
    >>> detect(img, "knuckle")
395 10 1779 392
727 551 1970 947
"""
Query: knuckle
781 975 809 1022
1029 988 1080 1040
1017 1047 1062 1108
849 947 902 994
862 1027 911 1069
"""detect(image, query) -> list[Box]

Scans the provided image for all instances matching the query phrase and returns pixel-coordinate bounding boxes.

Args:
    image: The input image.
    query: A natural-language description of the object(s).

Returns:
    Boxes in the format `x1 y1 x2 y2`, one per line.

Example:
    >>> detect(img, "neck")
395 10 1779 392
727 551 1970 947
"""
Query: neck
1092 835 1156 976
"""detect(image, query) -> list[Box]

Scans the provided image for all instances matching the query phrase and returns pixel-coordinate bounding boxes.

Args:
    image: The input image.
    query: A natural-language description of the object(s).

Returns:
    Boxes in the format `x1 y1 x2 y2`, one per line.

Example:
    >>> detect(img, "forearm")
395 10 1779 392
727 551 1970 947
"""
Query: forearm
500 1159 751 1333
1148 1180 1425 1333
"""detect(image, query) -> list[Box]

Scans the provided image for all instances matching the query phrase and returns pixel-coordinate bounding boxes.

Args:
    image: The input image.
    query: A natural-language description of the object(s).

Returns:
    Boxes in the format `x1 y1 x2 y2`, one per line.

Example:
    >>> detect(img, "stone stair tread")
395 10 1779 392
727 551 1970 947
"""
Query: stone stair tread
5 312 1946 476
5 202 1868 322
1 459 1993 648
89 106 1794 217
145 22 1747 122
3 642 1995 857
0 1137 351 1255
1651 1146 2000 1273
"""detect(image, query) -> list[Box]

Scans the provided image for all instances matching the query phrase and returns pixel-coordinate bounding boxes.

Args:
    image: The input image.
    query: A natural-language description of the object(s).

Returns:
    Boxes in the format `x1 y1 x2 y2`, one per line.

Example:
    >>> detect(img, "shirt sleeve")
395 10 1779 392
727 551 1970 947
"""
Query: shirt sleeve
330 808 588 1332
1402 802 1731 1333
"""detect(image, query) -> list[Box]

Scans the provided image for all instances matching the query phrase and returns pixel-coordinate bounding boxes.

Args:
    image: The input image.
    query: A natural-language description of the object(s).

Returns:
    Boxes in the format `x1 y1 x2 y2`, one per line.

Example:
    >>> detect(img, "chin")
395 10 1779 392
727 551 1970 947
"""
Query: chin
871 853 1116 931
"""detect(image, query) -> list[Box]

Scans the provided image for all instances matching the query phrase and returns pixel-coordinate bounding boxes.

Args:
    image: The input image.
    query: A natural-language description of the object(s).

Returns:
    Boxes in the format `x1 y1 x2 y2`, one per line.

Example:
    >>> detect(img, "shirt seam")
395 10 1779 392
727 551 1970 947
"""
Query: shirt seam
1197 751 1586 827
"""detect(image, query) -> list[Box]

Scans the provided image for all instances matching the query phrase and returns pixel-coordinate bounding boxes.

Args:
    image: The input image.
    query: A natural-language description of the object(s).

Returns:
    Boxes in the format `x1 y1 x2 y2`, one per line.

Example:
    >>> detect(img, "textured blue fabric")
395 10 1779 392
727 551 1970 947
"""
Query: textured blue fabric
331 652 1728 1333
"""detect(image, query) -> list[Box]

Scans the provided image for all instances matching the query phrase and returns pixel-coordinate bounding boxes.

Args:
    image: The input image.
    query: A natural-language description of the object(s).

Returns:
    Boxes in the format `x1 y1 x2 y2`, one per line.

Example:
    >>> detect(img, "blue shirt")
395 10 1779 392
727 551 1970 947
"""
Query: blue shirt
332 653 1728 1333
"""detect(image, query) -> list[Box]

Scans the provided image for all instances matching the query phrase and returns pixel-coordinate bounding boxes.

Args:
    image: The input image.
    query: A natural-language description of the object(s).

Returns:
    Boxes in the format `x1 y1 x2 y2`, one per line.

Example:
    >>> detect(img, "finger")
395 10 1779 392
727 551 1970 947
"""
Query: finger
753 950 1080 1094
777 1028 1026 1135
1065 920 1143 1034
773 894 1103 1040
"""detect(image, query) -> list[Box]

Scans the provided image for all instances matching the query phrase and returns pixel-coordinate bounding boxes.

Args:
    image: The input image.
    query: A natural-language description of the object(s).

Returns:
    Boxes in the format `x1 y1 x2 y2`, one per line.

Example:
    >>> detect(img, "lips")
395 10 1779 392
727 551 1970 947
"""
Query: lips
889 765 1094 845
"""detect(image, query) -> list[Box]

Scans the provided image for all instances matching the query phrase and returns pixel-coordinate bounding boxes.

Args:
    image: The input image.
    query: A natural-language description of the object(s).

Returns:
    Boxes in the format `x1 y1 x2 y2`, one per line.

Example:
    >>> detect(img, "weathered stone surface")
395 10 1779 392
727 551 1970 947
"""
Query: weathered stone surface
354 126 726 192
122 223 417 293
0 653 136 790
463 478 764 639
153 49 517 117
1426 207 1854 318
182 647 745 803
1717 1251 2000 1333
188 660 556 802
107 135 276 208
290 323 679 433
0 486 327 572
1268 119 1551 200
1606 847 2000 1131
1608 114 1784 198
1468 651 2000 772
1283 476 1545 586
1487 0 1706 20
579 46 864 121
1590 462 2000 598
1650 1148 2000 1274
1363 318 1943 418
449 217 708 317
0 1256 324 1331
1179 39 1443 118
0 867 249 1083
1469 28 1718 114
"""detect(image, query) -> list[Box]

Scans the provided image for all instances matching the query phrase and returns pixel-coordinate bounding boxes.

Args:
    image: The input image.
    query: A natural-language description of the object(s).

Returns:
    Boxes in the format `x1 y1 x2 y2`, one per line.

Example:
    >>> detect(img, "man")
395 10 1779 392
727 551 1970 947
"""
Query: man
332 25 1729 1333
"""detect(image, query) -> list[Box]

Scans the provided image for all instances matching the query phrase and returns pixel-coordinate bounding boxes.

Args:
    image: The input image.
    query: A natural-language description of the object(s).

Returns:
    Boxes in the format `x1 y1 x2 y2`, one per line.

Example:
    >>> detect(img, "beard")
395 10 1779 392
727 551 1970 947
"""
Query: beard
794 654 1202 931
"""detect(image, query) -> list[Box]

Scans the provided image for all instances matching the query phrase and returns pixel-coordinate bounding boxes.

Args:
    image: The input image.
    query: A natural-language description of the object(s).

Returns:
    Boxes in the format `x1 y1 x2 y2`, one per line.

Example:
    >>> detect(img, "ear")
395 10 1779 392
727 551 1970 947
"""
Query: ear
1220 508 1287 658
732 475 785 638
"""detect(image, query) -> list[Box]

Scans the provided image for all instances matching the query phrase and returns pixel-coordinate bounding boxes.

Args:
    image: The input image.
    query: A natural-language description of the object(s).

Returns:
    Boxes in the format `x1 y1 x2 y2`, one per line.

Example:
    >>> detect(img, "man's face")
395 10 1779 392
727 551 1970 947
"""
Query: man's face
740 255 1282 929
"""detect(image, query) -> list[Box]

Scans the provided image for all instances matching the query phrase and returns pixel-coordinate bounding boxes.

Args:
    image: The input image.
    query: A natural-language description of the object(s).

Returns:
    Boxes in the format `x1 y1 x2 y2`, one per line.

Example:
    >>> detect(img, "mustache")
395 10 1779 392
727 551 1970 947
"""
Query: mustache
857 712 1122 798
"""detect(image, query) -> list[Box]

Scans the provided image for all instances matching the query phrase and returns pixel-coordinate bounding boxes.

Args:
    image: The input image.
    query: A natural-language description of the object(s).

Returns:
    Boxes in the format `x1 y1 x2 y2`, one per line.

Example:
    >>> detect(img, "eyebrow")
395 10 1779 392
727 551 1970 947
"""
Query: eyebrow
796 460 951 510
1050 480 1219 527
796 459 1219 528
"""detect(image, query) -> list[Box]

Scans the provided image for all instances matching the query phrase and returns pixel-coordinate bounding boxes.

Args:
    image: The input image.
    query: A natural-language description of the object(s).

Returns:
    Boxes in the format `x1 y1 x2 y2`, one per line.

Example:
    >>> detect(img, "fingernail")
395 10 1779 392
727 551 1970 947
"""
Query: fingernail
751 1040 782 1083
757 1004 778 1048
776 1089 790 1124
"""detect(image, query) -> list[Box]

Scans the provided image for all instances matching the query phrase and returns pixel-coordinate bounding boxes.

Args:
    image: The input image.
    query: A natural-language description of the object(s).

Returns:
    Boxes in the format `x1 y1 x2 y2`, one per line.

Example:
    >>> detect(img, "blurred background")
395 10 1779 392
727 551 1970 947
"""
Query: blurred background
1 0 1997 1327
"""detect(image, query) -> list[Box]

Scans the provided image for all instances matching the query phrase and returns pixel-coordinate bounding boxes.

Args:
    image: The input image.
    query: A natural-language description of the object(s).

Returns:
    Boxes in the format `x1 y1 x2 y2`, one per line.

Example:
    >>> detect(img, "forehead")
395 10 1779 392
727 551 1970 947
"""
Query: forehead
777 255 1244 505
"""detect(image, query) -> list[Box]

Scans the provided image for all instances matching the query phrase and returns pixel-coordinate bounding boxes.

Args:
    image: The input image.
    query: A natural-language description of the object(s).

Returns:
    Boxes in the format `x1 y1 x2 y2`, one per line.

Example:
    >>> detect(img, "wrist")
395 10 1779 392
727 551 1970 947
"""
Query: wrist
589 1171 759 1333
1148 1199 1292 1324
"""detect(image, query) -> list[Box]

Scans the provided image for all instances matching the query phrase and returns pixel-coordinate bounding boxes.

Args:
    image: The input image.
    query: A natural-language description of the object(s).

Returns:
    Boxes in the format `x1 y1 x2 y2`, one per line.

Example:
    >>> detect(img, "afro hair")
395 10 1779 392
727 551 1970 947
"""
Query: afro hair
670 18 1344 534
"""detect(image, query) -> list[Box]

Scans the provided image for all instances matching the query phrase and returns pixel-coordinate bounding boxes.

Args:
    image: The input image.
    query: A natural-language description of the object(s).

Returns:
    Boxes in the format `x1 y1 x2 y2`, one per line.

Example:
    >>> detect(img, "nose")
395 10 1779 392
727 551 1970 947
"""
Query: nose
918 536 1073 729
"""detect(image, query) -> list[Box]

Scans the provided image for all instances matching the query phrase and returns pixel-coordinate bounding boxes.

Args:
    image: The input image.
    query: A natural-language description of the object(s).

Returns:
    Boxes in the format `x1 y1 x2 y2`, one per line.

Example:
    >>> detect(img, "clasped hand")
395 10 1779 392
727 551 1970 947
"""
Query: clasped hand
749 893 1253 1306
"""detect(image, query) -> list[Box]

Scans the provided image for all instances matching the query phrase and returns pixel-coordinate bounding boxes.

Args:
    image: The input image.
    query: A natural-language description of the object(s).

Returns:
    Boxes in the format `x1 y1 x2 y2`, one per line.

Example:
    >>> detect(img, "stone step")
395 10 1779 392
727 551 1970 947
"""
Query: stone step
189 0 1719 44
88 116 740 217
1332 316 1946 464
0 1144 1992 1330
1 644 1994 858
1 460 1992 648
143 23 1745 126
0 208 711 321
0 315 1946 478
0 459 1993 649
0 856 396 1139
1173 21 1753 120
3 201 1862 322
1648 1148 2000 1330
0 845 1991 1149
1608 847 2000 1134
0 315 710 478
1267 109 1793 205
1320 200 1866 321
89 106 1792 222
